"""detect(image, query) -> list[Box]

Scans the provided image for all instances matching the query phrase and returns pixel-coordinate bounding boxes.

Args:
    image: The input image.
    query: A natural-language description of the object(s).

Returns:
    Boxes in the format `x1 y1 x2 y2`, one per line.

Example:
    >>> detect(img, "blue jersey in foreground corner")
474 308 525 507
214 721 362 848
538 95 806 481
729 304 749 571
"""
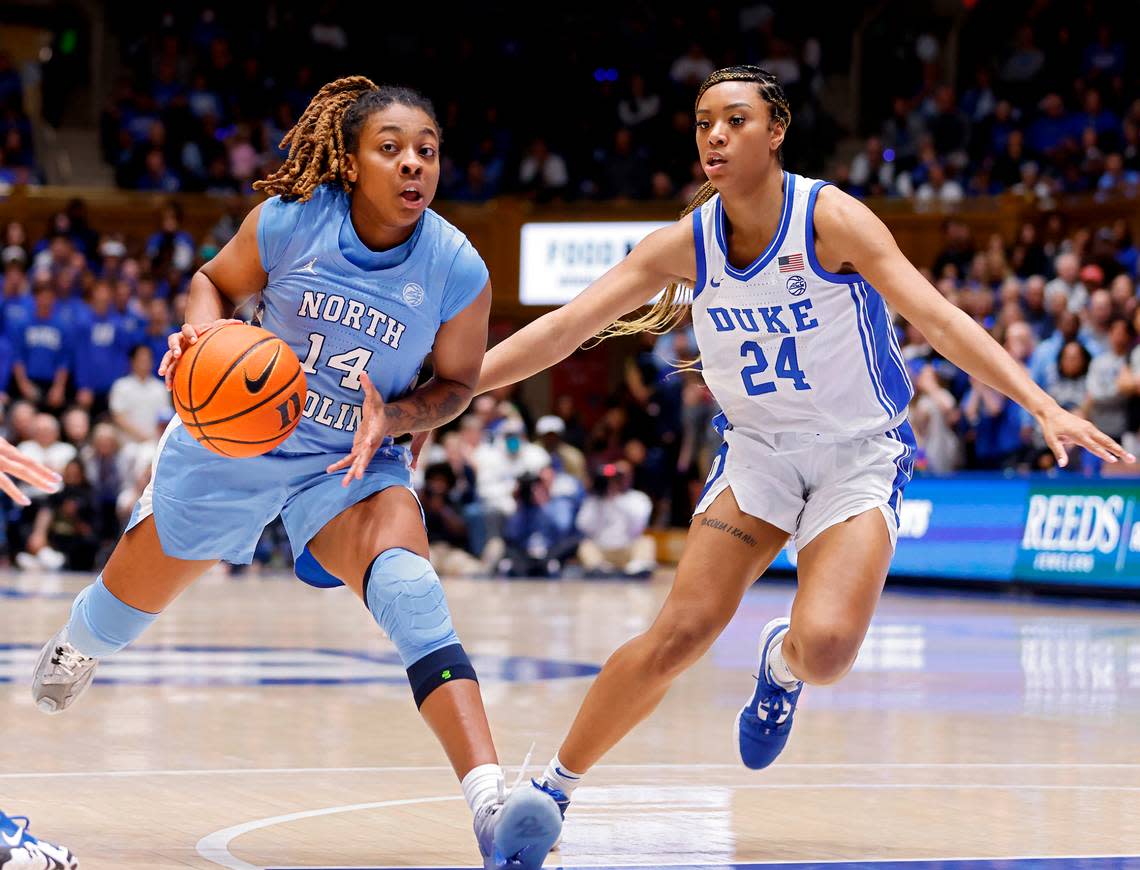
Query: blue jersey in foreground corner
255 184 488 455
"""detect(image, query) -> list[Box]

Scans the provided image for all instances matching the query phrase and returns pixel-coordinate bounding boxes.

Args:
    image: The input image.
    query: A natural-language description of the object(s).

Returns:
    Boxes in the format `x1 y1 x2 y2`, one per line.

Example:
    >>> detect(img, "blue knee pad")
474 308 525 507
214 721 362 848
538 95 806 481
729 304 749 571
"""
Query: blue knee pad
363 548 461 668
363 549 476 706
66 575 158 658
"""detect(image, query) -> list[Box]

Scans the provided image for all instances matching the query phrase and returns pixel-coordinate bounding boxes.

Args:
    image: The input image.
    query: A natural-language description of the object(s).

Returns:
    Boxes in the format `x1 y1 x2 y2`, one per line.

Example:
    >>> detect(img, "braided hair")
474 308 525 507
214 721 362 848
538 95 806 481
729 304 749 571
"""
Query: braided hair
597 66 792 345
254 76 440 202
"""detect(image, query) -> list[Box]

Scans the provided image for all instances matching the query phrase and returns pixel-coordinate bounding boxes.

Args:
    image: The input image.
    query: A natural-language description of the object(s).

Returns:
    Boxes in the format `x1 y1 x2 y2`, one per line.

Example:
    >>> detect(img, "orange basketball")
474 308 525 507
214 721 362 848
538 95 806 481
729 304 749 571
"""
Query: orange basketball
171 323 307 458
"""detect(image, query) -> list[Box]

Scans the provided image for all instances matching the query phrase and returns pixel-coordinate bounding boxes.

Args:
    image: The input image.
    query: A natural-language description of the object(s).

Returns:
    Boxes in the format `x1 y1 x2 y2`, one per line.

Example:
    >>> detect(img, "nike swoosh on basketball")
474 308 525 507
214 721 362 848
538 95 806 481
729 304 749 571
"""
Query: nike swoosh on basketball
244 347 281 394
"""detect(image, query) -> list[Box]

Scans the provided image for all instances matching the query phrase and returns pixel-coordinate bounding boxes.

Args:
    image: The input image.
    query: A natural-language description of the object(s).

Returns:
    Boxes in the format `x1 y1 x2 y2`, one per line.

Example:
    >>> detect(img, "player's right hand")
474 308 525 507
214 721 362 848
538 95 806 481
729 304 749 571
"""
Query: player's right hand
158 319 243 389
0 437 62 507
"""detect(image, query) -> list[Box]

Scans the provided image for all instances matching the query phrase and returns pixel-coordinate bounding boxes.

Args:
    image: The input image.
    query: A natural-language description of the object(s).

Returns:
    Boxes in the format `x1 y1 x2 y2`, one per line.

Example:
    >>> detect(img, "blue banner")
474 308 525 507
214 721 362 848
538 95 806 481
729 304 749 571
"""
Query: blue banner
767 474 1140 590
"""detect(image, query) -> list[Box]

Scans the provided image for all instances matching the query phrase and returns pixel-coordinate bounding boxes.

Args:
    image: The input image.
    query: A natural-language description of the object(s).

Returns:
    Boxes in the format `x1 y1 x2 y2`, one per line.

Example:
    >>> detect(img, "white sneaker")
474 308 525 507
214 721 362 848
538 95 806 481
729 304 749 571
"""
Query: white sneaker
31 628 98 715
37 548 66 571
14 552 41 571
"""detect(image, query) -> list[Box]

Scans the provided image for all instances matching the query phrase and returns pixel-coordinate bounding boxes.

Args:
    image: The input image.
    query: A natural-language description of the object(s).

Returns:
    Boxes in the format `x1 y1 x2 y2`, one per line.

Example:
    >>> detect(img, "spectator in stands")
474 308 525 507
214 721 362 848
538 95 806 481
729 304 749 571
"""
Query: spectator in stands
518 138 569 202
421 462 484 577
108 344 171 444
74 280 131 417
617 74 661 133
141 299 175 370
962 375 1029 469
10 284 70 411
1083 318 1134 442
669 43 715 87
915 162 964 205
500 470 579 578
470 418 548 558
18 459 98 571
909 364 962 474
576 462 655 578
1048 340 1093 413
535 414 587 484
1045 252 1087 312
83 422 124 543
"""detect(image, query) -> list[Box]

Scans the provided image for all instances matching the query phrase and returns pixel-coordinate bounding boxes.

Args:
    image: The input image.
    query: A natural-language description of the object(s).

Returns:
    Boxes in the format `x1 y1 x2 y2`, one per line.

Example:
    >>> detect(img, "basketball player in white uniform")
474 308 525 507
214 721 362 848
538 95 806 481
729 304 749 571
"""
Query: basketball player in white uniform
470 66 1132 814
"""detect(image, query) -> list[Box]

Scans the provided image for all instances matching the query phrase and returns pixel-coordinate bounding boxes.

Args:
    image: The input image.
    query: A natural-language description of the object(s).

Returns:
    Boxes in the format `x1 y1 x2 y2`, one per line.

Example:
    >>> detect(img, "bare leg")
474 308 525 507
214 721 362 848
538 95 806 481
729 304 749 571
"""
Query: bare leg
101 516 218 613
558 488 788 773
308 486 497 779
782 507 894 685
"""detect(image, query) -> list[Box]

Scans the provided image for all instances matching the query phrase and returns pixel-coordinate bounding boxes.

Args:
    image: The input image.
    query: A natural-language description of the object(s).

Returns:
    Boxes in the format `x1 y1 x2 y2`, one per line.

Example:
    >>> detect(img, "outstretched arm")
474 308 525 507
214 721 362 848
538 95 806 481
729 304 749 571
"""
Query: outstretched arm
477 218 697 394
812 185 1134 467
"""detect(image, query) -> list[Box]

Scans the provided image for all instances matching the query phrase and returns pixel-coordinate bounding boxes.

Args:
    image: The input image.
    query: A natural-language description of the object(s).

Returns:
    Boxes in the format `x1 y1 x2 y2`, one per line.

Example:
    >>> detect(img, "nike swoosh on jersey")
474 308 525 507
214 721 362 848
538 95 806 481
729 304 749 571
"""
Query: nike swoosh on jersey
710 277 722 287
243 346 281 394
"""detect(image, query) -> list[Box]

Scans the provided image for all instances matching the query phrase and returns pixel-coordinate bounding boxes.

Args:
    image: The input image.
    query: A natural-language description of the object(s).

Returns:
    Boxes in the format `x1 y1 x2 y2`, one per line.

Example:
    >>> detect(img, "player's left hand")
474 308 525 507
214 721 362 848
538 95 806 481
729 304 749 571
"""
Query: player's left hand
326 371 390 486
1038 404 1136 468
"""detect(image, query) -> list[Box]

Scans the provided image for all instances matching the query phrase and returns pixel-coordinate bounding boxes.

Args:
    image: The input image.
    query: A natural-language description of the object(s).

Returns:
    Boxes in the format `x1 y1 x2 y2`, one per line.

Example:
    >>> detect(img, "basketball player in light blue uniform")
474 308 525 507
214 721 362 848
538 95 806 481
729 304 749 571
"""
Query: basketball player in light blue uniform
29 76 562 869
467 66 1132 819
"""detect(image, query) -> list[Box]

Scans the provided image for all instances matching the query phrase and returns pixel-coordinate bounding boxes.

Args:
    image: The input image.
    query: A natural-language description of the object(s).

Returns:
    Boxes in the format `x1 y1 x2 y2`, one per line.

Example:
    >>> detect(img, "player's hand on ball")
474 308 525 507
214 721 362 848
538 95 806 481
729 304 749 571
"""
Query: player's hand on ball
1038 404 1136 468
159 319 244 389
327 371 390 486
0 437 62 507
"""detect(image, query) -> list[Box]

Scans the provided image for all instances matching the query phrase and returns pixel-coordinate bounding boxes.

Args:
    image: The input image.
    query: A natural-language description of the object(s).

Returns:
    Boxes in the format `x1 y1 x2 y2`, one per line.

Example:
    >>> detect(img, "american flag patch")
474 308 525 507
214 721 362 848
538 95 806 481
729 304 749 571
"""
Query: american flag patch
778 253 805 273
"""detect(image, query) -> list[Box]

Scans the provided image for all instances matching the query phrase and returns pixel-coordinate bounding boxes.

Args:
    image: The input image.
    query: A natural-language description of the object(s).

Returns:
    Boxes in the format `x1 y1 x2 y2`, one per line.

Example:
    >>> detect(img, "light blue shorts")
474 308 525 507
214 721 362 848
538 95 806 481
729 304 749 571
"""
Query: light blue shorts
127 419 417 588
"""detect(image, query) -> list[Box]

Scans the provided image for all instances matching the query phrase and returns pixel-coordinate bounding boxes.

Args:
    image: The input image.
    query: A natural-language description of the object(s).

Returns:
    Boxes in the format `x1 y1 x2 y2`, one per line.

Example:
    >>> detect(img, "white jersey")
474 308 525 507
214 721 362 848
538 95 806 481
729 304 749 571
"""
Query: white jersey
691 171 913 441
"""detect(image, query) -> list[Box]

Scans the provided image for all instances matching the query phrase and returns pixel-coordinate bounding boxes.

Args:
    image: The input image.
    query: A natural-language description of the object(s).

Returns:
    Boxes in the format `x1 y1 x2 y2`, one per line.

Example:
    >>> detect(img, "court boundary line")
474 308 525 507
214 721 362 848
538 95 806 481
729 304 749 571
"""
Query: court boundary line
195 784 1140 870
7 760 1140 780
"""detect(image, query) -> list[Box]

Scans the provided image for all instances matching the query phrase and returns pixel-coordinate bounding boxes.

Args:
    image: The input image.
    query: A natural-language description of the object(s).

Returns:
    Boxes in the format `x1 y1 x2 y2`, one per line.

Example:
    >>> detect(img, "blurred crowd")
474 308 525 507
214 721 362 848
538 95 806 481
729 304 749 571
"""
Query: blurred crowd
3 193 1140 574
8 2 1138 206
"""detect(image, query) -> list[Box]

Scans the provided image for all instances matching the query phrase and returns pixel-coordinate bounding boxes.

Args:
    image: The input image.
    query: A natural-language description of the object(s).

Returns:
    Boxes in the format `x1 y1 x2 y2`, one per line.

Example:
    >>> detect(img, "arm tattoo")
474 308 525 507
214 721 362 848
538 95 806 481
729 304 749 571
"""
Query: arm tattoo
699 516 758 547
382 377 473 435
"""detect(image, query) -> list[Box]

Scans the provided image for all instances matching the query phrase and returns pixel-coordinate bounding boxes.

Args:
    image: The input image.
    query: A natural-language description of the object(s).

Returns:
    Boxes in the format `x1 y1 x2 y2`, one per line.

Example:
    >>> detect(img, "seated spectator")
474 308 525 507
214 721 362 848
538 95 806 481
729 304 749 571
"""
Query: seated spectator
962 376 1029 470
576 462 656 577
1048 339 1092 413
909 365 962 474
109 344 172 444
670 43 715 87
74 280 131 417
470 418 549 557
518 138 569 202
915 163 964 205
1083 318 1134 441
10 284 70 411
82 422 124 543
1045 252 1087 313
421 462 484 577
9 413 74 558
500 470 580 578
535 414 587 484
617 74 661 132
17 459 98 572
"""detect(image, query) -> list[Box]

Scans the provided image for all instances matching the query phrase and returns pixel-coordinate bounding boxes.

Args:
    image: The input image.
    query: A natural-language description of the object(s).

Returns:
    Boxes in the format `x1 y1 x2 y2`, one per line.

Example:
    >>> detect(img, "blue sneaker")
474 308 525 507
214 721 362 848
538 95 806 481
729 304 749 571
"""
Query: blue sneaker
735 617 803 770
473 780 563 869
0 811 79 869
531 779 569 819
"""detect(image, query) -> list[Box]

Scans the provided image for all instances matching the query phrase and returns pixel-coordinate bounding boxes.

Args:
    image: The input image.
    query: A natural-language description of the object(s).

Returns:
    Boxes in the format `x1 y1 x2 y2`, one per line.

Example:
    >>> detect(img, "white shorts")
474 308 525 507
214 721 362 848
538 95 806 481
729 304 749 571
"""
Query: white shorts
693 420 917 550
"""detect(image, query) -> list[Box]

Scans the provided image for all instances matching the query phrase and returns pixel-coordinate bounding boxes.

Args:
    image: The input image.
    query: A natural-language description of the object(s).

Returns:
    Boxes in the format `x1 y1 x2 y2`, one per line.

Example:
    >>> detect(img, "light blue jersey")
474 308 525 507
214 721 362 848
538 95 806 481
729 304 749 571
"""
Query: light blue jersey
127 185 488 584
255 183 488 454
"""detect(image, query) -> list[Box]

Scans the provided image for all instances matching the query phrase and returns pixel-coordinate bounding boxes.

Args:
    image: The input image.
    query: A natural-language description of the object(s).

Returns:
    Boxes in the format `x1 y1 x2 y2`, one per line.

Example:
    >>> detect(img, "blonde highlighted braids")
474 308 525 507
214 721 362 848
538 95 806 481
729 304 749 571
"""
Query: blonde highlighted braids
596 66 791 344
254 75 440 202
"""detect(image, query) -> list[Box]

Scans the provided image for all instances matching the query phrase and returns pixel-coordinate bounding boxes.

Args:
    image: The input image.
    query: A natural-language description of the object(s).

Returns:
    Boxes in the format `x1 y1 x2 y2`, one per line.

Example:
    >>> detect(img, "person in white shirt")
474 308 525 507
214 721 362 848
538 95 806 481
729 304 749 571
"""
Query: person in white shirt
108 345 172 444
17 414 75 494
575 462 656 577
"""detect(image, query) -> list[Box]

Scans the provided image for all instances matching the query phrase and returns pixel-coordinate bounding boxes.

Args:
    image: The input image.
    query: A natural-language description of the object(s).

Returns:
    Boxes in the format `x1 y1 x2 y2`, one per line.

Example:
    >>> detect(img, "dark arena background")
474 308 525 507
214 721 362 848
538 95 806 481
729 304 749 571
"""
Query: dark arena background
0 2 1138 869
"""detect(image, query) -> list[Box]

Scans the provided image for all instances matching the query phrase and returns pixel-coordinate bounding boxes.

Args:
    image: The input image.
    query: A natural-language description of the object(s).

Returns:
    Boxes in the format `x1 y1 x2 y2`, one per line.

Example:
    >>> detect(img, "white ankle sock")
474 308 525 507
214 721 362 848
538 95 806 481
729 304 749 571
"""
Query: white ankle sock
767 640 802 689
540 754 584 796
461 763 504 816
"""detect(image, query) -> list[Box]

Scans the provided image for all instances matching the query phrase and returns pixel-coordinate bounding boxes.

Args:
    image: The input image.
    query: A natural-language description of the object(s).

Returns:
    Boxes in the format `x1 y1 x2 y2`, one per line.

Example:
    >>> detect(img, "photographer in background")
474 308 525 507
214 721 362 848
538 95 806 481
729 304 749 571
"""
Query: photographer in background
500 469 580 578
576 461 657 578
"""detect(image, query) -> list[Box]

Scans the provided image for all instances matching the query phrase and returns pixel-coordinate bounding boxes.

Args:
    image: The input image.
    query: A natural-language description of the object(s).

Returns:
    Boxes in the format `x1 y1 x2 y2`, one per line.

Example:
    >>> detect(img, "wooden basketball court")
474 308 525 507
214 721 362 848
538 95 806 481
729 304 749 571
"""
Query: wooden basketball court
2 568 1138 869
